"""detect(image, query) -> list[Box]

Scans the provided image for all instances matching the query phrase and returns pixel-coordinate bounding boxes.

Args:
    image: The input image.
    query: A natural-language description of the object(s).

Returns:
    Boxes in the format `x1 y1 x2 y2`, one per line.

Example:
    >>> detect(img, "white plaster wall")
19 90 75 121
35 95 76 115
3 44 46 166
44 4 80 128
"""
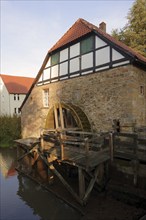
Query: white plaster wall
96 46 110 66
9 94 26 115
60 62 68 76
70 57 80 73
95 36 107 48
70 43 80 58
60 48 68 62
81 52 93 69
43 68 51 80
112 49 124 61
45 57 51 68
51 65 59 78
0 77 10 115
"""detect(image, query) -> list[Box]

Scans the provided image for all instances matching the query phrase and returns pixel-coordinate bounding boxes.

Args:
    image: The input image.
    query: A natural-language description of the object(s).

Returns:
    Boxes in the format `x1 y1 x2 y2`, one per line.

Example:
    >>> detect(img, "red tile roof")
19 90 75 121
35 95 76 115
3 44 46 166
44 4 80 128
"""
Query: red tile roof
49 18 146 63
49 18 92 53
0 74 34 94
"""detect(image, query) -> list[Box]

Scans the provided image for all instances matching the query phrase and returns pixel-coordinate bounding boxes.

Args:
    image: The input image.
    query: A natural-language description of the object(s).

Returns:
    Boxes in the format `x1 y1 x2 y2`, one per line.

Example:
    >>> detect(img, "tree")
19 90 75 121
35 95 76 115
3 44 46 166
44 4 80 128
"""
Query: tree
111 0 146 57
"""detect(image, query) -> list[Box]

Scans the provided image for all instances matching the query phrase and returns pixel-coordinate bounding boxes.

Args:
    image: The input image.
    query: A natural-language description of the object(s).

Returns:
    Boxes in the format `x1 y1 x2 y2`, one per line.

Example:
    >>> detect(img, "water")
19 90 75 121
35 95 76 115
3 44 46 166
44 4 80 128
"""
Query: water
0 148 81 220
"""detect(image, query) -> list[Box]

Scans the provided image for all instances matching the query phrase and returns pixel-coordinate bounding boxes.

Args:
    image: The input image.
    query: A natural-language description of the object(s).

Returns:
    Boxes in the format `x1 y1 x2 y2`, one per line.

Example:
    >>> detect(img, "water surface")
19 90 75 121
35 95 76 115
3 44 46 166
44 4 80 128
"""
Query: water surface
0 148 81 220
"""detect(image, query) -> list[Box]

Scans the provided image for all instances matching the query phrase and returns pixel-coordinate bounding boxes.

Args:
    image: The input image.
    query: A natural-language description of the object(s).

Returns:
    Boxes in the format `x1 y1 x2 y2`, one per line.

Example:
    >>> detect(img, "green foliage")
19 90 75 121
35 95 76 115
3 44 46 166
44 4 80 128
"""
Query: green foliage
111 0 146 57
0 115 21 147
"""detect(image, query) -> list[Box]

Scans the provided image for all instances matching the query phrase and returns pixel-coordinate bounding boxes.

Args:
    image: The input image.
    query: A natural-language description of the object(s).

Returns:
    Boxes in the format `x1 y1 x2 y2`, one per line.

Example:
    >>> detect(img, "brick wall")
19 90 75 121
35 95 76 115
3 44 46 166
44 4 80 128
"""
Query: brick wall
21 65 146 138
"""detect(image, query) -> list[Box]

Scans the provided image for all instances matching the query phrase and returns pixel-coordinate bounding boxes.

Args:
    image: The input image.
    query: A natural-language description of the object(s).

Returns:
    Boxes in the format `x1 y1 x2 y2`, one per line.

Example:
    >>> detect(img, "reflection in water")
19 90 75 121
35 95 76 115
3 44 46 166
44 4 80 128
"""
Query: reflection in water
0 148 81 220
0 148 17 178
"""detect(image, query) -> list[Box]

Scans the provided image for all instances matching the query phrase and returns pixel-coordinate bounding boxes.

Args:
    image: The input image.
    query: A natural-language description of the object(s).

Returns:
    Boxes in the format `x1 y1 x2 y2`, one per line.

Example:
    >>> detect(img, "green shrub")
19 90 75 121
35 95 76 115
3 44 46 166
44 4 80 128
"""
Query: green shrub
0 115 21 147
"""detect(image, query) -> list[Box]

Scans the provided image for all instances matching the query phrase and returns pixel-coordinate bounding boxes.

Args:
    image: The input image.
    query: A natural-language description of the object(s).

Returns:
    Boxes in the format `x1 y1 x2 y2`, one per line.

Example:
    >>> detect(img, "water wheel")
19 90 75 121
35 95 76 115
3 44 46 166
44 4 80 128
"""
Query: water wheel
45 103 91 131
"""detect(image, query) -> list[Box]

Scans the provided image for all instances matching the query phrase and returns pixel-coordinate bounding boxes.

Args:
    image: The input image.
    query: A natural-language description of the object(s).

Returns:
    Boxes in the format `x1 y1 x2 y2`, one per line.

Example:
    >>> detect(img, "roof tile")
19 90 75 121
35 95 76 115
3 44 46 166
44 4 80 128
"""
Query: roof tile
0 74 34 94
49 18 146 63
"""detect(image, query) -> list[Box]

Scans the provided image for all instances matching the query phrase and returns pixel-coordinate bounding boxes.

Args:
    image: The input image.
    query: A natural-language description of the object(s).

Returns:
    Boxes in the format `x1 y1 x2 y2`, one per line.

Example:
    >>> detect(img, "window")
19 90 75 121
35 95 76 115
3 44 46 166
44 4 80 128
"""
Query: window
140 86 144 96
43 90 49 107
14 94 16 100
17 94 19 100
80 36 94 55
14 108 17 114
51 52 59 65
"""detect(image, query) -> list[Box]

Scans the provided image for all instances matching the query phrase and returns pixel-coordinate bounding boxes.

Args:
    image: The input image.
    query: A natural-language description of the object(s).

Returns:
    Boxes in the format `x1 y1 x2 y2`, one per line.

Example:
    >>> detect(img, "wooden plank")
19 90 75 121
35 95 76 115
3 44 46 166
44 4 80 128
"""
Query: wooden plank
114 132 137 138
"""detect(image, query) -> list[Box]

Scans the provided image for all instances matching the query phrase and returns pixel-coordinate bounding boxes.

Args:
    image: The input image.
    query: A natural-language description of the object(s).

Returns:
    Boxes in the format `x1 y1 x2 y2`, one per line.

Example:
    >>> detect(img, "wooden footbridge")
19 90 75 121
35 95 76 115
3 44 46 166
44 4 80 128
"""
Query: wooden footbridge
15 128 146 206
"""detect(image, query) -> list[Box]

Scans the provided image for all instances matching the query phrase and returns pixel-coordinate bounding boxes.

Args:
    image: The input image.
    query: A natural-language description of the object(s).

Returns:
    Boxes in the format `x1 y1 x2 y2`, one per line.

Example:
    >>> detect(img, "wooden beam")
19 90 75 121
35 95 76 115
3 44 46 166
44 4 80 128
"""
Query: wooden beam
59 103 65 129
54 104 59 128
109 132 114 162
60 133 64 160
49 164 83 205
83 166 100 204
78 167 85 199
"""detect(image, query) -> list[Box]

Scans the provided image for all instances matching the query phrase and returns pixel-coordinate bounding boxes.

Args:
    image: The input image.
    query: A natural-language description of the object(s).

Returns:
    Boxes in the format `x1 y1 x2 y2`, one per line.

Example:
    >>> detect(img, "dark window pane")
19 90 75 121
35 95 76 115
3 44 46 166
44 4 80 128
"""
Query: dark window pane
81 36 94 54
51 52 59 65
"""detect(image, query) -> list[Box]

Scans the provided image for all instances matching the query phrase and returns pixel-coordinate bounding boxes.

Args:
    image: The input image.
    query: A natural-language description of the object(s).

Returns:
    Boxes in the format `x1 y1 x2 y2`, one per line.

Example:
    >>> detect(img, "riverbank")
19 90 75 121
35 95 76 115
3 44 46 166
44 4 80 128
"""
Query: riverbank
0 115 21 147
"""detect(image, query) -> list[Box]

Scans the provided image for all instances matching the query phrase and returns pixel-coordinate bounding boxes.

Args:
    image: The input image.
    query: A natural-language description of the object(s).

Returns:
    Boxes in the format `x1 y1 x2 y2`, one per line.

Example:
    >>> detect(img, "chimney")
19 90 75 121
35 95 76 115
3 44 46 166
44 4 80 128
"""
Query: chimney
99 22 106 32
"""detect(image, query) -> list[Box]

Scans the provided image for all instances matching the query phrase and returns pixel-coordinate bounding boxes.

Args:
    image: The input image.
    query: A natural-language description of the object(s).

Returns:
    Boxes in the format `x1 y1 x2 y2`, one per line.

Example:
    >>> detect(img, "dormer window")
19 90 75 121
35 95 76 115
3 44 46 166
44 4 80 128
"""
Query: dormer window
80 36 94 54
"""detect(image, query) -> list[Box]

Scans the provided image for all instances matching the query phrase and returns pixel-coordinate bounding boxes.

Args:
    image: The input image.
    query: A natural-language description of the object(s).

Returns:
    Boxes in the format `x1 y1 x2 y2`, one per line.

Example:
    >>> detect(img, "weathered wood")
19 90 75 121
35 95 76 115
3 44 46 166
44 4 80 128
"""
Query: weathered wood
49 164 83 205
60 133 64 160
59 103 65 129
54 104 59 128
78 167 85 199
83 165 101 204
109 132 114 162
17 142 39 161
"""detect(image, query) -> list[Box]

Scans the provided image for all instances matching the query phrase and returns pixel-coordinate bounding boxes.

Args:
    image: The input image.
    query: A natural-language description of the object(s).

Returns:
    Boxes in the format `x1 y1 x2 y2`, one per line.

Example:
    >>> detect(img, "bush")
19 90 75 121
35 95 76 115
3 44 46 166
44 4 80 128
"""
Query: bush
0 115 21 147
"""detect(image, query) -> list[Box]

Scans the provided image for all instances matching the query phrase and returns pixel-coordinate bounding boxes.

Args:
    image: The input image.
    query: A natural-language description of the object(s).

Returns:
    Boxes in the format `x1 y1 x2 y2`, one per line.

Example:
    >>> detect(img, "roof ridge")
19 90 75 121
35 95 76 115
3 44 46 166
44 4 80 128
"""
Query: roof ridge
80 18 146 63
49 18 92 53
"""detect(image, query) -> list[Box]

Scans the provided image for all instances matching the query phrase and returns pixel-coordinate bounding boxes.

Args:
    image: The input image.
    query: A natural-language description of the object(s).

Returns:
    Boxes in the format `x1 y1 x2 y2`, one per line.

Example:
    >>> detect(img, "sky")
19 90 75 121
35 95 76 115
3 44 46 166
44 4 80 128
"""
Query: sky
1 0 135 78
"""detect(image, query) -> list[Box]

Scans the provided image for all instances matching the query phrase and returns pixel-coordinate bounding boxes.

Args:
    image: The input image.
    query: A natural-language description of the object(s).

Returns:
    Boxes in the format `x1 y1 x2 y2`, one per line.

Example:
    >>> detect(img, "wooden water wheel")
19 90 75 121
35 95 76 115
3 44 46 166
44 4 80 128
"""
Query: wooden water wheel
45 103 91 131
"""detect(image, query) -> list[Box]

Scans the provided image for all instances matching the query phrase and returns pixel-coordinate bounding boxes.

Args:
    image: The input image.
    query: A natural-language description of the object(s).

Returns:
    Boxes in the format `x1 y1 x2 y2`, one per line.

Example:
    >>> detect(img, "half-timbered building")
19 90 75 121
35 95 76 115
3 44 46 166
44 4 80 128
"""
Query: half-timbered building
21 18 146 138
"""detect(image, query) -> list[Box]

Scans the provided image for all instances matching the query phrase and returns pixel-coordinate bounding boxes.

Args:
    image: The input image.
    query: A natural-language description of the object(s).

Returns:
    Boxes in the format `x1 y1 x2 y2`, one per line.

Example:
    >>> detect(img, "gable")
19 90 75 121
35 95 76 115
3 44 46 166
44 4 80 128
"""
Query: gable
21 18 146 110
37 34 131 85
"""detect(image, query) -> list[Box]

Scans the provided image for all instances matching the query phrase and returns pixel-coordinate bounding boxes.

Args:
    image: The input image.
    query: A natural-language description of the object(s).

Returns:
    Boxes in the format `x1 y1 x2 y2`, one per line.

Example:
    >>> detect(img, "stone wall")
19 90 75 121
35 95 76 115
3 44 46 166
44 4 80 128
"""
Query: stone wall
21 65 146 138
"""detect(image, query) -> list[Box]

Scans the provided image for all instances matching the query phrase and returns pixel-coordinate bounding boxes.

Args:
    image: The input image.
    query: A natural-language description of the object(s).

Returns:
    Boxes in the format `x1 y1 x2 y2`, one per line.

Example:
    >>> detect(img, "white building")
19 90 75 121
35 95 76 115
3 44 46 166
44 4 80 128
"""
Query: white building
0 74 34 116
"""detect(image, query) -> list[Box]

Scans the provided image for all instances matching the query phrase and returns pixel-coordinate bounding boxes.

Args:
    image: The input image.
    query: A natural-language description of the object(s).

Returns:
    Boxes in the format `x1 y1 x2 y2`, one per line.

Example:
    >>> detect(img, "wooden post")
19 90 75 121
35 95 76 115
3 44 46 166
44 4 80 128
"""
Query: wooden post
133 134 139 186
49 164 83 205
83 165 100 204
60 132 64 160
78 167 85 199
109 132 114 162
54 104 59 129
85 138 89 170
59 103 65 129
132 159 139 186
40 134 44 151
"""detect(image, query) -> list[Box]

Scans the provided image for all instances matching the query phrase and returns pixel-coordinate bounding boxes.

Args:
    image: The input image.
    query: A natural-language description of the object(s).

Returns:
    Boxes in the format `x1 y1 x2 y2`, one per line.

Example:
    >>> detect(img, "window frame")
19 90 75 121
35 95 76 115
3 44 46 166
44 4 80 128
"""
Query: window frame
80 36 94 55
43 89 49 107
51 52 60 66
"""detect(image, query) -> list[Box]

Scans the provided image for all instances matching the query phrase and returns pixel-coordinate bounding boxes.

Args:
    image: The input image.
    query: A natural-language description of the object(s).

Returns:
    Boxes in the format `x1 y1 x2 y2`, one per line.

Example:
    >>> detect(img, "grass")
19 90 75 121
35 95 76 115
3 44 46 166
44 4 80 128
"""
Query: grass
0 115 21 148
